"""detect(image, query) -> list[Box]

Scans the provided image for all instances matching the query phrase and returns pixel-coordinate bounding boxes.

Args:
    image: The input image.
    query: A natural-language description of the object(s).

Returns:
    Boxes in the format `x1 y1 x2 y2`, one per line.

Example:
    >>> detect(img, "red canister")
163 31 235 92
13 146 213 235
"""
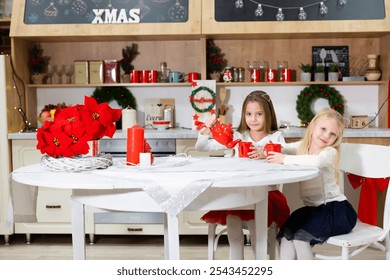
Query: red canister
266 69 276 82
281 68 292 82
250 69 260 82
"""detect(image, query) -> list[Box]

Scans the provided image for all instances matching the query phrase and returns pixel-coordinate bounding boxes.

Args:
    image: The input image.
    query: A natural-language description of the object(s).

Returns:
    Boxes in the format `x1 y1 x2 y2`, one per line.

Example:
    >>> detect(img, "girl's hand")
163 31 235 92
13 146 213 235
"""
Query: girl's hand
204 116 216 129
266 152 285 164
248 146 265 160
200 116 216 135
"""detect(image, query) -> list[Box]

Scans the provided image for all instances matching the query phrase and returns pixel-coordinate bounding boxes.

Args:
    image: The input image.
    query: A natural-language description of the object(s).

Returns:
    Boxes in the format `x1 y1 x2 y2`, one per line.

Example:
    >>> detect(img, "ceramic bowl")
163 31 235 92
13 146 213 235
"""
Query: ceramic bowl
153 120 170 130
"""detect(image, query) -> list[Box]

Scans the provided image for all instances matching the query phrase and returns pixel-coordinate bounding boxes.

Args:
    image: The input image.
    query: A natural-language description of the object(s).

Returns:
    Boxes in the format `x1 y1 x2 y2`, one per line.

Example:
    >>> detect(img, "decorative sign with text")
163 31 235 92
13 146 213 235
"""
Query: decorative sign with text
24 0 189 24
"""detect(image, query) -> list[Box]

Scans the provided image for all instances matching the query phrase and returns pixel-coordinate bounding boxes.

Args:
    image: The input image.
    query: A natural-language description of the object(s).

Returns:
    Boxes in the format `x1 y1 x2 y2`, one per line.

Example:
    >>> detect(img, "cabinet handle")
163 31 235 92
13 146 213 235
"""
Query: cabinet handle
127 228 143 232
46 205 61 209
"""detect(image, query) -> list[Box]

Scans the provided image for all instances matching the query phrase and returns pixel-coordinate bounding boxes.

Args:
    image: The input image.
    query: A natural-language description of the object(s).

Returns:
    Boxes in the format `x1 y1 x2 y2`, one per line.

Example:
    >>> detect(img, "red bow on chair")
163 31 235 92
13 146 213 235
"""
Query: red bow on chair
347 173 389 225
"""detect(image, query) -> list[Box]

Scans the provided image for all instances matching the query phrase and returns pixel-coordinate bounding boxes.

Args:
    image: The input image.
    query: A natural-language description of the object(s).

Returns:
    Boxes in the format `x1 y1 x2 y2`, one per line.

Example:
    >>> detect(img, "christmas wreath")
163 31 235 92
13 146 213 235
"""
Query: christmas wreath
189 86 216 113
91 86 137 110
296 85 344 126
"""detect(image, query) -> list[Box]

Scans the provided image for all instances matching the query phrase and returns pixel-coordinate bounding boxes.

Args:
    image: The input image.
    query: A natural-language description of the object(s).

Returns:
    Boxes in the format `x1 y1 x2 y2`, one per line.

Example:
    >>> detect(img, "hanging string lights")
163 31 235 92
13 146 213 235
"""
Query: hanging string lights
235 0 348 21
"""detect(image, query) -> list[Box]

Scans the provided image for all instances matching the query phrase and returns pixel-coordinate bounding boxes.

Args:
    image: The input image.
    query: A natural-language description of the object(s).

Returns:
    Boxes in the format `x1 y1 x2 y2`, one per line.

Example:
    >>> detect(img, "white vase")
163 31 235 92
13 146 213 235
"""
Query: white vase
31 73 46 84
314 73 325 82
210 72 221 81
300 72 311 82
328 72 339 82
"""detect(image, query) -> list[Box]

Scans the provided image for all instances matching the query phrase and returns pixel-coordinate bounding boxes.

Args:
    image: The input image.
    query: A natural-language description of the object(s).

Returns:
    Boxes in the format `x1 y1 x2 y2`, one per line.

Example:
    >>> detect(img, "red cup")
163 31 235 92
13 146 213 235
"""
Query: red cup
238 142 253 158
149 70 158 83
130 70 139 83
265 143 282 156
139 70 150 83
281 68 292 82
250 69 260 82
266 69 276 82
187 72 199 82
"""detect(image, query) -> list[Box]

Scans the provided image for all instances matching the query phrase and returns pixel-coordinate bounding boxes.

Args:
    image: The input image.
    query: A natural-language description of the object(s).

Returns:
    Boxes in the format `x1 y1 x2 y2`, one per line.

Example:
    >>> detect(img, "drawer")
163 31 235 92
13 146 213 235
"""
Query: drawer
93 224 164 235
36 187 72 223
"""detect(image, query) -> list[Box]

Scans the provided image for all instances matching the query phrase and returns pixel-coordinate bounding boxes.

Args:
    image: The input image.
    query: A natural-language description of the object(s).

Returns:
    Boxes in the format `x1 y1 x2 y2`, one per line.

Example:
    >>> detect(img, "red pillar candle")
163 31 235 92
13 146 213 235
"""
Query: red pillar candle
127 125 144 165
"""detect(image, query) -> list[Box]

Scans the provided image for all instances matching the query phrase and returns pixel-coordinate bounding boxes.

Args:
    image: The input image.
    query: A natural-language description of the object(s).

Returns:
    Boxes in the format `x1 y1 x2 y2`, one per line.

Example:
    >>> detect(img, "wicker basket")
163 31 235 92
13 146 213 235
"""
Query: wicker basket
40 153 113 172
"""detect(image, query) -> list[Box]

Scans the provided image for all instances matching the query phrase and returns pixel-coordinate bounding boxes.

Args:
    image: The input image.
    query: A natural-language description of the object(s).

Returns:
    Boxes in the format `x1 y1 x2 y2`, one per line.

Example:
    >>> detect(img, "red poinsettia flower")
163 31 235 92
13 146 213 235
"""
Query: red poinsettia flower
81 96 121 140
36 96 121 158
37 120 74 158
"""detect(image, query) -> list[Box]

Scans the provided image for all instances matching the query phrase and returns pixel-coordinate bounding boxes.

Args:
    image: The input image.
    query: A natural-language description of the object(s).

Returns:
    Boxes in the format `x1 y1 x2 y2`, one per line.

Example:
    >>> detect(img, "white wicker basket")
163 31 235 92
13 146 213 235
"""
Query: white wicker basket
40 153 113 172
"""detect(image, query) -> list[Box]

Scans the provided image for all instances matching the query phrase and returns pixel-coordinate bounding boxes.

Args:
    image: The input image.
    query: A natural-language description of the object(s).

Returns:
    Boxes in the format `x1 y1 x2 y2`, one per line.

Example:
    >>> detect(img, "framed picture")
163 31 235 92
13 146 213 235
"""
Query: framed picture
312 46 349 77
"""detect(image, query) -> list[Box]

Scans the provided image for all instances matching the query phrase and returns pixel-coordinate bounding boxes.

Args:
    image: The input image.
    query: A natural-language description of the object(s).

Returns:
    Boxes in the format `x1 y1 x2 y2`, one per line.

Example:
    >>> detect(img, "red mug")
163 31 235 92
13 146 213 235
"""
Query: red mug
238 142 253 158
281 68 292 82
265 143 282 156
250 69 260 82
187 72 199 82
140 70 150 83
266 69 276 82
130 70 139 83
149 70 158 83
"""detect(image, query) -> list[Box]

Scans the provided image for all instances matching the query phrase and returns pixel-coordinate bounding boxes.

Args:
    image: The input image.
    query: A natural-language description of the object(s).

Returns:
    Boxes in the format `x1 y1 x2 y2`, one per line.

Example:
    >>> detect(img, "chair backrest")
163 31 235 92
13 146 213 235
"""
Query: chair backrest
340 143 390 239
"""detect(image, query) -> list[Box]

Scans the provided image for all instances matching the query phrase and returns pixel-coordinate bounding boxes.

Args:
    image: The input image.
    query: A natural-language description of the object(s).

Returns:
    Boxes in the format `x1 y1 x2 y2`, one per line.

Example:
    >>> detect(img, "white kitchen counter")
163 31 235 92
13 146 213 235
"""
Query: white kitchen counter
8 127 390 140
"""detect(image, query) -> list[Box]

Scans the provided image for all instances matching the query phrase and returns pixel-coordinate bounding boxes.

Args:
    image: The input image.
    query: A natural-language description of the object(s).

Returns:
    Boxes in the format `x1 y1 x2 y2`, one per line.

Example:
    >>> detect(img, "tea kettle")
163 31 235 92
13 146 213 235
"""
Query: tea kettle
195 119 241 149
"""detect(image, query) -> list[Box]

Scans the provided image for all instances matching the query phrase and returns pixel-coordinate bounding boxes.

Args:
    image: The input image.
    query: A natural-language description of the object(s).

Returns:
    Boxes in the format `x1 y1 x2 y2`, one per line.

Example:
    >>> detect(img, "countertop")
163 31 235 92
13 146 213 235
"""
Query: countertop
8 127 390 140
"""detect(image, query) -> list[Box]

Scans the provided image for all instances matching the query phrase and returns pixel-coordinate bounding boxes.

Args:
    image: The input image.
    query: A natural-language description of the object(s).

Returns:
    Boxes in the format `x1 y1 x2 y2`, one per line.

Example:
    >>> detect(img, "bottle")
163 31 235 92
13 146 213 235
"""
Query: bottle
364 54 382 81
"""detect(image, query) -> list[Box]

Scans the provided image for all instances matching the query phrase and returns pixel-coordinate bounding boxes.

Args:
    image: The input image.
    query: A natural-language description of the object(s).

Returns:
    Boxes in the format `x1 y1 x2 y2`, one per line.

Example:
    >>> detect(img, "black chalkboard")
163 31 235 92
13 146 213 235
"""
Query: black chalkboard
24 0 189 24
215 0 385 22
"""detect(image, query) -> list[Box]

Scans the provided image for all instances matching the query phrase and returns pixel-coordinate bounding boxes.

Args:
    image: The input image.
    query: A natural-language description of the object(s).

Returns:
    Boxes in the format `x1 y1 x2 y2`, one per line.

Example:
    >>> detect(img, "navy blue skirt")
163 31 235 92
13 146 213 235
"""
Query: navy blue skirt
277 200 357 246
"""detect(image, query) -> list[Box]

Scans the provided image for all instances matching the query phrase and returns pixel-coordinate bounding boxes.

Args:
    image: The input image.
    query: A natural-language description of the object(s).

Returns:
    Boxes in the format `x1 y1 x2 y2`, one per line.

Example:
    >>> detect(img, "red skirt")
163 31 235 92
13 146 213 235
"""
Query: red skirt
201 190 290 228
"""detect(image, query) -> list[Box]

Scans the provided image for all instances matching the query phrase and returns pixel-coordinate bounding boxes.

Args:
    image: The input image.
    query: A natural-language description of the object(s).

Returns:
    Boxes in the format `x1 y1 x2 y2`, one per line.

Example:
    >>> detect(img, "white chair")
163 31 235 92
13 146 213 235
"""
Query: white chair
315 143 390 260
207 184 284 260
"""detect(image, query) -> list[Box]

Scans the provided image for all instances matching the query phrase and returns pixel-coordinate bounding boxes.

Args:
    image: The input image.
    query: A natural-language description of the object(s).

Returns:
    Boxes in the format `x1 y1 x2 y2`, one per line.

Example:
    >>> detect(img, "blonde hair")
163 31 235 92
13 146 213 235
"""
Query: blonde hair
298 107 345 182
237 91 278 134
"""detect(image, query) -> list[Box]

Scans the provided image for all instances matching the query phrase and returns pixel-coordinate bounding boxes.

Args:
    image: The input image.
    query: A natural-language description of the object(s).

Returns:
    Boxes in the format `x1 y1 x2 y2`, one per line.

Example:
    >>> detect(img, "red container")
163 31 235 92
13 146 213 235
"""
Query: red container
140 70 150 83
149 70 158 83
130 70 139 83
265 143 282 156
281 68 292 82
250 69 260 82
266 69 276 82
103 60 119 83
238 142 253 158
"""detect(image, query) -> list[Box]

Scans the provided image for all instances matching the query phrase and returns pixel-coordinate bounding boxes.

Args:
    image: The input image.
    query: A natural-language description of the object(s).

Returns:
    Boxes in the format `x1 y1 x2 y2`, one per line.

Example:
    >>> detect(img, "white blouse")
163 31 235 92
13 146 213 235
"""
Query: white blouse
283 141 346 207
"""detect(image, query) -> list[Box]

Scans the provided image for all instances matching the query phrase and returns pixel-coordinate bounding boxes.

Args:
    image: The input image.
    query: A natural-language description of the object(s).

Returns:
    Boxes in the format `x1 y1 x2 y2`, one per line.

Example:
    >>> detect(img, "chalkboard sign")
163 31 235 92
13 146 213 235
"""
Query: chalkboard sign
312 46 349 77
24 0 189 24
215 0 385 22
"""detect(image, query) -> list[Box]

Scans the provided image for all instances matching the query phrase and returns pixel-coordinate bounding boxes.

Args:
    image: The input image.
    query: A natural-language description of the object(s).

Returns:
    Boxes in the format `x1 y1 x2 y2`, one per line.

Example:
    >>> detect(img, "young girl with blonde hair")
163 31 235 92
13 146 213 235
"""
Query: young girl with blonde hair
266 107 357 260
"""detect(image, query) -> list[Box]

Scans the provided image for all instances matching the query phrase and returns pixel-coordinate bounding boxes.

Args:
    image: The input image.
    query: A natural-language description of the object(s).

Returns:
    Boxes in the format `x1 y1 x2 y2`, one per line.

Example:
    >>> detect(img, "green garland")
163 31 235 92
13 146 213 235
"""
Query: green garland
296 85 344 126
190 86 216 113
91 86 137 110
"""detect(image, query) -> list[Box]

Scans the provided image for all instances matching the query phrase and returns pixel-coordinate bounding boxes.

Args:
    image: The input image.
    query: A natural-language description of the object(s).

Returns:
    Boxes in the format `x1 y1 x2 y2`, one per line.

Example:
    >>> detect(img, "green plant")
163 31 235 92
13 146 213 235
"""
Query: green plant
206 40 227 77
315 65 325 73
299 63 312 73
29 42 50 74
119 44 139 74
328 64 338 72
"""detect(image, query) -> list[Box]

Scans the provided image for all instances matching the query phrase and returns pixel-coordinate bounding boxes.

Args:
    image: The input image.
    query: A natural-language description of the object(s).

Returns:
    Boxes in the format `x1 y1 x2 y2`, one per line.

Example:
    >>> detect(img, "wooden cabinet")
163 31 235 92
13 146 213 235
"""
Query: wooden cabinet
4 0 390 240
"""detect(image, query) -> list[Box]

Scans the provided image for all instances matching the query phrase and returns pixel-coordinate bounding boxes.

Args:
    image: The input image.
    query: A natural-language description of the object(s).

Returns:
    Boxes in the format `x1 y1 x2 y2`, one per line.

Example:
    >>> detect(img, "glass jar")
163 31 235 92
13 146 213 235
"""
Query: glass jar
364 54 382 81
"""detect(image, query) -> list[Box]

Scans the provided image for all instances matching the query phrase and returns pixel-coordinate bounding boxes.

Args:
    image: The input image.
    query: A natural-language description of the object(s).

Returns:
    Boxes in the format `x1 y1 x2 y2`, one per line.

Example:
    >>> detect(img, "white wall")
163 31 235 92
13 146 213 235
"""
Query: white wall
37 84 380 129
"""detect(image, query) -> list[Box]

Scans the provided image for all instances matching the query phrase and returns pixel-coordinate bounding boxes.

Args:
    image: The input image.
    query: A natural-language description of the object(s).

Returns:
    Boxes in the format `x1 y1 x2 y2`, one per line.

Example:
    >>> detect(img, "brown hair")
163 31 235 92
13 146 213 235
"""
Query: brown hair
237 90 278 134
